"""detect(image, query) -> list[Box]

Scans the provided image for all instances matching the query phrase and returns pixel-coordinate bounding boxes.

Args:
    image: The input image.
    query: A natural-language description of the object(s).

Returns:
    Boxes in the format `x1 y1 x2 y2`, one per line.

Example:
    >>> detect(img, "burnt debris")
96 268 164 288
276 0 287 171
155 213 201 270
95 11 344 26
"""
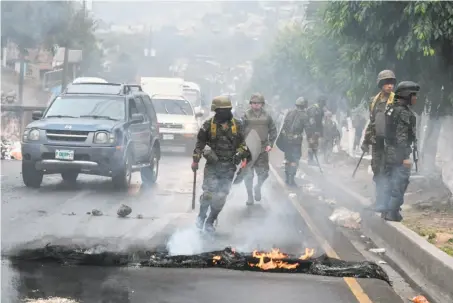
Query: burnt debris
8 245 390 284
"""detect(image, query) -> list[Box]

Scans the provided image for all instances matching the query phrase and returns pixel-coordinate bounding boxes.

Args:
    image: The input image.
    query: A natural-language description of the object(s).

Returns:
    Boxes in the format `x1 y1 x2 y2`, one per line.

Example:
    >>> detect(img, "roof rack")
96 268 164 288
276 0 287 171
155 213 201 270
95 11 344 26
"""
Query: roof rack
62 82 143 96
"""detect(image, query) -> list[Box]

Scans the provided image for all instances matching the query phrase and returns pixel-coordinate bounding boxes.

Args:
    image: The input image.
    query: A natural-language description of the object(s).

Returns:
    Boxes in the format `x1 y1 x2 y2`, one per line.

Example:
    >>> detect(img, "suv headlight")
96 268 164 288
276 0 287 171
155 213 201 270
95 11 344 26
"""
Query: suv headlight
94 132 115 144
23 128 40 141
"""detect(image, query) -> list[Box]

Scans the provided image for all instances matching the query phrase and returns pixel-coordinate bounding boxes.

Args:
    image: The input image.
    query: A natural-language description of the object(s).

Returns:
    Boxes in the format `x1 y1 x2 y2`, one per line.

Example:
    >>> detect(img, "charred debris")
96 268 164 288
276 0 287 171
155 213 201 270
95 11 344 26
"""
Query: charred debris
8 245 390 284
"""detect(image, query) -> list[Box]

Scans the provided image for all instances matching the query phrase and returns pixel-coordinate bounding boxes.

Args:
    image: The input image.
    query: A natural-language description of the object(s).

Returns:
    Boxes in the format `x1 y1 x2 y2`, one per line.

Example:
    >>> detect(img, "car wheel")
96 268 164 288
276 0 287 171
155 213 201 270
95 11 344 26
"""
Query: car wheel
61 171 79 183
22 161 43 188
112 150 132 189
141 147 159 185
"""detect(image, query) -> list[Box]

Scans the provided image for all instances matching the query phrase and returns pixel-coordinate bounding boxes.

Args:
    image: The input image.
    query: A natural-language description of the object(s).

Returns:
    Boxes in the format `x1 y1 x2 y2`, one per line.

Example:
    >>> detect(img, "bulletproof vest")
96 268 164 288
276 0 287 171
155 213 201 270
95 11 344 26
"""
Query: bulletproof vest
374 100 387 138
307 104 323 131
244 109 269 142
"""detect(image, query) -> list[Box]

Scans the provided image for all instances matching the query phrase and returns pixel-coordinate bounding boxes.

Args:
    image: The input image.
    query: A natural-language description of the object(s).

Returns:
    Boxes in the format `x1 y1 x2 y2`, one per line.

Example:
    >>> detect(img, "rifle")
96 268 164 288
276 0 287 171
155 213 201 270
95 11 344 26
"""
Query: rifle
352 151 366 178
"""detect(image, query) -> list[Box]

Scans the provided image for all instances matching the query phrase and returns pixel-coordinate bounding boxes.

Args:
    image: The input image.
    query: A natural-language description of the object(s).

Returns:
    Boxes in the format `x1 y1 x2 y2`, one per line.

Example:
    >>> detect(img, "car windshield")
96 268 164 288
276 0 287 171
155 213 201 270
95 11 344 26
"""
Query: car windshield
183 90 201 106
44 97 125 120
152 98 194 115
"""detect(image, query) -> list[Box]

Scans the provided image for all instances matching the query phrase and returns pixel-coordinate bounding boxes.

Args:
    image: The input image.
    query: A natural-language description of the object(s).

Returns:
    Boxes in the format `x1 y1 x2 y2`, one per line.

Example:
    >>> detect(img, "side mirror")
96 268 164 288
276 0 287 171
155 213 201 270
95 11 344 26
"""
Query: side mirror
32 111 43 120
194 107 204 118
131 113 144 124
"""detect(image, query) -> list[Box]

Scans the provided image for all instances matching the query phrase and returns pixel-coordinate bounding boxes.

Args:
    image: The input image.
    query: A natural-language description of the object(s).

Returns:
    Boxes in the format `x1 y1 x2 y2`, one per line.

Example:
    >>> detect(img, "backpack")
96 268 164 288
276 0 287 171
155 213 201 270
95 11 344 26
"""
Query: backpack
210 118 237 139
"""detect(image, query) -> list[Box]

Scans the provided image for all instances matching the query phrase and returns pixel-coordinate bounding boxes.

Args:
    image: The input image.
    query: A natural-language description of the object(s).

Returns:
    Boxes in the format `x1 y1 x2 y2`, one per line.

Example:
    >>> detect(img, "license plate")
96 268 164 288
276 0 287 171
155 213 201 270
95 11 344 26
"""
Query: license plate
55 150 74 160
163 134 174 140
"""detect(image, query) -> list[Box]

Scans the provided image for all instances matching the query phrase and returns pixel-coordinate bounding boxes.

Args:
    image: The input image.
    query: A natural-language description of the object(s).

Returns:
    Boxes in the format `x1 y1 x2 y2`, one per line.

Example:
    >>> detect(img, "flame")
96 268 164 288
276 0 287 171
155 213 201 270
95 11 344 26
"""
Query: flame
248 248 315 270
212 255 222 264
299 248 315 260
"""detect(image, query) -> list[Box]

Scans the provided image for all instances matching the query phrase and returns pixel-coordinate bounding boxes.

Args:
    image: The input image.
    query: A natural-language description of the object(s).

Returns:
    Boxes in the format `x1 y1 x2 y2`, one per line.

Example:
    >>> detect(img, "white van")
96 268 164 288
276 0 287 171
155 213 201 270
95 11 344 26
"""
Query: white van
151 94 203 153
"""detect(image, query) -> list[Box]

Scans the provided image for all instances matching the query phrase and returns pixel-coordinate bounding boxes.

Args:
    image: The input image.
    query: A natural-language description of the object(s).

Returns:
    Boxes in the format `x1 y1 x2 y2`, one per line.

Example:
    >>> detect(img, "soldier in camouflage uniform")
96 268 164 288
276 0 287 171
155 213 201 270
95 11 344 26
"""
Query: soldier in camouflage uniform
306 97 327 165
361 70 396 213
241 93 278 205
279 97 309 186
322 111 341 163
383 81 419 222
192 96 250 232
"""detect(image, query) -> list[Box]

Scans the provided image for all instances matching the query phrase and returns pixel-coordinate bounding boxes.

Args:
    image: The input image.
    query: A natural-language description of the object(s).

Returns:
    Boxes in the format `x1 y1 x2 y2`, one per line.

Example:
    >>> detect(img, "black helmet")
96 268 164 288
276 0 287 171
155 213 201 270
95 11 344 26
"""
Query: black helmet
395 81 420 99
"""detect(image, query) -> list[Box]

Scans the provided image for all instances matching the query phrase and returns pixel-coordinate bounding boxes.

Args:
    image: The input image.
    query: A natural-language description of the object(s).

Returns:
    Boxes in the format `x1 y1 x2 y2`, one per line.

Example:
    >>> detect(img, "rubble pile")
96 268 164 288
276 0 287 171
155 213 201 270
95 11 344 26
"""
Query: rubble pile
9 245 390 284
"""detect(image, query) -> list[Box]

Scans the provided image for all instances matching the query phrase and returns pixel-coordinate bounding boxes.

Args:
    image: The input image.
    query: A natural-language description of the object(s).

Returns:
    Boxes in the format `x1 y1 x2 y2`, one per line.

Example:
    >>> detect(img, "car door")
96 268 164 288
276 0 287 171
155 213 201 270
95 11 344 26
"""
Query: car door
133 96 151 161
141 95 159 144
127 98 142 161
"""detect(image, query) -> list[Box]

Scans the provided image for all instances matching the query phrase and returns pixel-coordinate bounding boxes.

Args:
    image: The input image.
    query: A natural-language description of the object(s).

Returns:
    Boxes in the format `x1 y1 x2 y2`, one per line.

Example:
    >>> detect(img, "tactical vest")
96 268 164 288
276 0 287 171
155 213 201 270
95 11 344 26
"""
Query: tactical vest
371 92 395 138
209 118 238 161
244 109 269 142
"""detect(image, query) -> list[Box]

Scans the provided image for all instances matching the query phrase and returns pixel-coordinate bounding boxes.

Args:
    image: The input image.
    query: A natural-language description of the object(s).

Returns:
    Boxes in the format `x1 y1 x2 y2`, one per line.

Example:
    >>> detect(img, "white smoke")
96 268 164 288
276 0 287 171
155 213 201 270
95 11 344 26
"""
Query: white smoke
166 227 204 256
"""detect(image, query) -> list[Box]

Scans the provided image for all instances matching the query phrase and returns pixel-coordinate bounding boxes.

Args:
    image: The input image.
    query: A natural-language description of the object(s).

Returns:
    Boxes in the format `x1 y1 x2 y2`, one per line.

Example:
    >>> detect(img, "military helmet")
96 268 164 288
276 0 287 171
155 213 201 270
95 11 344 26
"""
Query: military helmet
250 93 265 104
377 70 396 87
395 81 420 98
211 95 232 111
295 96 307 107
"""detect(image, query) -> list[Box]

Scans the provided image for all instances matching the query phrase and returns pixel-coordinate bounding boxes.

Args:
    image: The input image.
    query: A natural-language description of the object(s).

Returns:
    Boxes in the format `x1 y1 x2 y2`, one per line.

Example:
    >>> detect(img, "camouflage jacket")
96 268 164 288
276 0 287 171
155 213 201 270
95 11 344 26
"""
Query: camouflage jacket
306 104 324 137
363 92 394 145
323 120 341 141
281 107 308 144
193 117 248 163
242 108 278 148
384 101 416 165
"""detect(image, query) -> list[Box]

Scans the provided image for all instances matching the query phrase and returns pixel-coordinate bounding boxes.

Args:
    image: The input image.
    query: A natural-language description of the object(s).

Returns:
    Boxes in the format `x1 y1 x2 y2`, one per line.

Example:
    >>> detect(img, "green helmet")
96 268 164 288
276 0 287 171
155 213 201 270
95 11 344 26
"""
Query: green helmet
250 93 265 104
295 96 307 107
211 95 232 111
377 70 396 87
395 81 420 98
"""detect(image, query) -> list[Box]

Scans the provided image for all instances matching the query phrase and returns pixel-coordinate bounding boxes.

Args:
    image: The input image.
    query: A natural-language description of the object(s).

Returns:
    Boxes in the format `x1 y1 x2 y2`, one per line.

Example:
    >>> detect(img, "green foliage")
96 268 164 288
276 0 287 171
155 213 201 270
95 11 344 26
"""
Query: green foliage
247 1 453 113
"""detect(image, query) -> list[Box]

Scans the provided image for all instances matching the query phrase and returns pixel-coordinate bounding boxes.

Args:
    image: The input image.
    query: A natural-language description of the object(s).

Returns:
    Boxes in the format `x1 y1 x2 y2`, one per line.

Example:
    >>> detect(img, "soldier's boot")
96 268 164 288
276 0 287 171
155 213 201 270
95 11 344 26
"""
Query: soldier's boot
285 171 290 185
205 209 220 233
254 178 265 202
245 177 254 205
288 164 298 187
384 210 403 222
284 163 291 185
196 203 209 229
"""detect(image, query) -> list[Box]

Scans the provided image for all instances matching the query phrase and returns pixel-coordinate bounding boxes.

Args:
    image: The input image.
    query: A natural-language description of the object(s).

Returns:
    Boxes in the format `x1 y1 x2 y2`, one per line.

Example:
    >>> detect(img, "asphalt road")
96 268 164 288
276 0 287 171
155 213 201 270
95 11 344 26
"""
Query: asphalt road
1 152 403 303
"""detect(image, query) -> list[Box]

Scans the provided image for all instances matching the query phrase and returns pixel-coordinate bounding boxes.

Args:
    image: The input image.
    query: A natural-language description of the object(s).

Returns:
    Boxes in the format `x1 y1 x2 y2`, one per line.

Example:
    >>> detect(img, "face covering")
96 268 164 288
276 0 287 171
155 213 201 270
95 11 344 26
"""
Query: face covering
214 108 233 123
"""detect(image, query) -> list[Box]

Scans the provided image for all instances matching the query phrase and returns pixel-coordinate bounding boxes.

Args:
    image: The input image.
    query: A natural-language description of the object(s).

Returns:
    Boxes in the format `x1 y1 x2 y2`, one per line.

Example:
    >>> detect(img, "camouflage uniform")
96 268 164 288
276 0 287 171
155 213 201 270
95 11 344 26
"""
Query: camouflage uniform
383 81 419 222
306 97 326 165
322 112 340 163
279 97 309 186
362 70 397 212
242 93 278 204
192 96 249 232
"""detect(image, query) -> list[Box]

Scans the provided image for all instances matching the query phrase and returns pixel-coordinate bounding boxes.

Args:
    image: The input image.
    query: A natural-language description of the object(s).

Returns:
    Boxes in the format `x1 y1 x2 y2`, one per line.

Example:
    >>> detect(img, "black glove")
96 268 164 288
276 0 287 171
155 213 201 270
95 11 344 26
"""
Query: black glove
232 153 242 165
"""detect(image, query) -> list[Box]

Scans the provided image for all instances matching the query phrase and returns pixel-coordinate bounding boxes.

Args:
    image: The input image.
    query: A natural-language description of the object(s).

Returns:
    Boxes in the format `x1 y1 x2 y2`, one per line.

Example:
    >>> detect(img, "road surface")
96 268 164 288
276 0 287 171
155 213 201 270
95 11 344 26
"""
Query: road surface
1 152 403 303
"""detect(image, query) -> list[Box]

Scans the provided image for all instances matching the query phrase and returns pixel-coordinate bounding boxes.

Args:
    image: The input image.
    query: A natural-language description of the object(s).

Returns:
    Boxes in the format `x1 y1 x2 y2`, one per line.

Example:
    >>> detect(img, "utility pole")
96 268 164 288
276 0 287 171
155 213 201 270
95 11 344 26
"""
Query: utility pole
18 49 25 105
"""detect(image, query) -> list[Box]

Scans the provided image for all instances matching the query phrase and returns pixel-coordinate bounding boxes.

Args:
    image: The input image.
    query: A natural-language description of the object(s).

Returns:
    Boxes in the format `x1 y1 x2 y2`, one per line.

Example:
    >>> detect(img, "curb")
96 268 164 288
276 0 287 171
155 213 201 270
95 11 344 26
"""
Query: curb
297 160 453 303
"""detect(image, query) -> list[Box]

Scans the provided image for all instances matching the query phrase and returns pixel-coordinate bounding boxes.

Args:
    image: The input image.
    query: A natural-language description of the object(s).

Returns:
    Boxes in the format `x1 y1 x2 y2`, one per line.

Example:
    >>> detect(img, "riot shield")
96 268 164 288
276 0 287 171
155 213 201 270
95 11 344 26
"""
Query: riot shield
275 111 289 152
233 129 262 184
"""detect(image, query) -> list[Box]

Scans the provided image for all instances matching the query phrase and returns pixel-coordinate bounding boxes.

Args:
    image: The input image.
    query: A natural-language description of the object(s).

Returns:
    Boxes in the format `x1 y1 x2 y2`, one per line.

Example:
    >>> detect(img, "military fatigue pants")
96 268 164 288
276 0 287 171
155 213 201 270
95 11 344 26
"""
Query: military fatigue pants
386 165 410 212
307 134 319 164
284 143 302 176
371 140 387 211
322 139 334 163
199 161 236 221
244 151 270 186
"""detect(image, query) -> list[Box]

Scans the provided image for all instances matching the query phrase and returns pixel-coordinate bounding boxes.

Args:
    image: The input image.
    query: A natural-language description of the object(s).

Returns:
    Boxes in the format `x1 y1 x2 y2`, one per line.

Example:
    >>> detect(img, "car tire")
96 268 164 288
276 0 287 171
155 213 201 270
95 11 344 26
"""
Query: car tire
141 147 159 186
112 150 132 189
22 161 43 188
61 171 79 183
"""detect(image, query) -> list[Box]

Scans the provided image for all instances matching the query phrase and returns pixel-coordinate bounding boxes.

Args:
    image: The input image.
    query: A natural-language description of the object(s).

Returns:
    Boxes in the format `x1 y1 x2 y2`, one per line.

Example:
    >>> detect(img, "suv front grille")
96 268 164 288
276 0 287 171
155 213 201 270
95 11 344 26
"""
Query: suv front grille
46 130 89 142
158 123 183 129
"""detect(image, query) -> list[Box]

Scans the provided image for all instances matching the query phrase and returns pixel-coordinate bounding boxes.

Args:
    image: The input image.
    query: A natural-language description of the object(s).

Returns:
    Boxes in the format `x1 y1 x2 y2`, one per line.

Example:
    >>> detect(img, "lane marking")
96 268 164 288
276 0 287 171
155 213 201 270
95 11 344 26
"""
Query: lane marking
269 164 373 303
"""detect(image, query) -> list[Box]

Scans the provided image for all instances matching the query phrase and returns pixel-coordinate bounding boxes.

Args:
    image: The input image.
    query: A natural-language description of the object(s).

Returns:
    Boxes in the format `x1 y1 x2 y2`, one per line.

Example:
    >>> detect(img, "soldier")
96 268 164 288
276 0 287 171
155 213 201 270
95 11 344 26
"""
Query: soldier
278 97 309 186
242 93 278 205
361 70 396 213
383 81 419 221
192 96 250 232
322 111 341 163
306 96 327 165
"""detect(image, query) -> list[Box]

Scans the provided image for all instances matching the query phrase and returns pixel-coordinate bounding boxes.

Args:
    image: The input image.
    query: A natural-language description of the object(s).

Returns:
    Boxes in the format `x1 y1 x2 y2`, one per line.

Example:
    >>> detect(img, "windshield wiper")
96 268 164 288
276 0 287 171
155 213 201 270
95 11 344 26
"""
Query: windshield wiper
80 115 119 121
171 101 188 115
46 115 77 118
